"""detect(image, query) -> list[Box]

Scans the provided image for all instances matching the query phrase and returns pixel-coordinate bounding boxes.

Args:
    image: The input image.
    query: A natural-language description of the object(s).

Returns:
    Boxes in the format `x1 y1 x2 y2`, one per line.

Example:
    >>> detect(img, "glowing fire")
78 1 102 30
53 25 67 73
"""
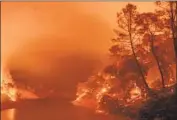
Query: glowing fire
74 73 145 113
1 67 17 120
130 83 141 99
74 69 176 114
127 83 142 104
73 74 112 110
1 65 39 103
1 67 18 101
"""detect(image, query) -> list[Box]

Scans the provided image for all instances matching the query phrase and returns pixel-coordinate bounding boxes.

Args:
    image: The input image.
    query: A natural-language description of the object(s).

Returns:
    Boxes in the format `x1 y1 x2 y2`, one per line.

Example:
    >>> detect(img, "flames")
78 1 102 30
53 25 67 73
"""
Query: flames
1 63 175 115
73 74 112 109
74 73 144 113
1 67 18 101
74 71 176 114
126 83 144 105
129 83 141 99
1 66 39 103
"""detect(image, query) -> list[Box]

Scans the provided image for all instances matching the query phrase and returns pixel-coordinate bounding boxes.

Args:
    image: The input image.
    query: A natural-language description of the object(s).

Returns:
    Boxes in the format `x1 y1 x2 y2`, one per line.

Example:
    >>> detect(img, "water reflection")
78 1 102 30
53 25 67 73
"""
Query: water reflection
1 99 116 120
1 109 16 120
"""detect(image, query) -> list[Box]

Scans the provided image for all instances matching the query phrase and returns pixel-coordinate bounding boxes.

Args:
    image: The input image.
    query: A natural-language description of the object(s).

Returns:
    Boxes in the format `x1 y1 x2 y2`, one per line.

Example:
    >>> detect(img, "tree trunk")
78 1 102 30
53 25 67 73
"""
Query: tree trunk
128 11 151 95
150 33 165 88
170 2 177 58
175 2 177 59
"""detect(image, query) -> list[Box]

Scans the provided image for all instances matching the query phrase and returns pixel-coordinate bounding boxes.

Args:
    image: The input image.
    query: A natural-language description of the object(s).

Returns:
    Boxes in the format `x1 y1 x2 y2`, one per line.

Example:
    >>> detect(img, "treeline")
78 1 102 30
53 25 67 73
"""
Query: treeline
106 1 176 95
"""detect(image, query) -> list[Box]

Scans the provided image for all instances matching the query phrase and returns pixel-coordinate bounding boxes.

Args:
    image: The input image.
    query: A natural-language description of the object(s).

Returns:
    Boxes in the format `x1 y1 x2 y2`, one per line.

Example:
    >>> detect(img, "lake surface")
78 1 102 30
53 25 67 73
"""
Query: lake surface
1 99 121 120
1 109 15 120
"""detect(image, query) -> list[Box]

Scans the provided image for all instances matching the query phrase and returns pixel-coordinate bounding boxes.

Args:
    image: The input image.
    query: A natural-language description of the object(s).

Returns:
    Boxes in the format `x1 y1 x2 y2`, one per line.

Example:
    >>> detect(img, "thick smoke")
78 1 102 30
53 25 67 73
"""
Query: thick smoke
2 2 112 98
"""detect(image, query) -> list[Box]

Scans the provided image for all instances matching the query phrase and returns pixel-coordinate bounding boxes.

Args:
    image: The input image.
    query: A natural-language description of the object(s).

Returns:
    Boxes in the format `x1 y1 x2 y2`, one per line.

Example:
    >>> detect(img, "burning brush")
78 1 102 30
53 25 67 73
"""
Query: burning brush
74 68 176 116
74 72 145 114
73 73 112 110
1 67 18 102
1 66 39 104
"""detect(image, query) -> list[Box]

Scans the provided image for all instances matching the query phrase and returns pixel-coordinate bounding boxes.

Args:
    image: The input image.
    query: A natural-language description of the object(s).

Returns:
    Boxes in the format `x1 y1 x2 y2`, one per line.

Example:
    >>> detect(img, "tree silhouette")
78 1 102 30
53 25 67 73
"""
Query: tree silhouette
111 3 151 94
156 1 177 58
135 12 166 88
102 2 177 119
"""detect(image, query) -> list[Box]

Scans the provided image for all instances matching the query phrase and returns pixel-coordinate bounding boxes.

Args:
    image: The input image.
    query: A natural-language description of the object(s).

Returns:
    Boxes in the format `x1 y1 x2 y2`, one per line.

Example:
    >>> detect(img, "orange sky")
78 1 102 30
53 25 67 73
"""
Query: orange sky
1 2 156 64
2 2 166 103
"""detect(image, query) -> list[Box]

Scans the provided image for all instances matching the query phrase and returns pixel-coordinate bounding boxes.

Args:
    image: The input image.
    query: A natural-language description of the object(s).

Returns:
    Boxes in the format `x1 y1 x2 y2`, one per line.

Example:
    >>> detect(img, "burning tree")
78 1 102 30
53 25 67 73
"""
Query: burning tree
110 3 153 96
75 2 176 120
155 1 177 57
1 69 18 102
75 3 151 116
138 2 177 120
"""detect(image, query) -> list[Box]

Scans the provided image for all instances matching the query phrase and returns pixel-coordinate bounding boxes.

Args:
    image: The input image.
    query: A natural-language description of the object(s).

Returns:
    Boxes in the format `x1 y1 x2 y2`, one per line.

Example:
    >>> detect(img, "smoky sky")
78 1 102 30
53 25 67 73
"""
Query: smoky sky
1 2 113 62
2 2 113 97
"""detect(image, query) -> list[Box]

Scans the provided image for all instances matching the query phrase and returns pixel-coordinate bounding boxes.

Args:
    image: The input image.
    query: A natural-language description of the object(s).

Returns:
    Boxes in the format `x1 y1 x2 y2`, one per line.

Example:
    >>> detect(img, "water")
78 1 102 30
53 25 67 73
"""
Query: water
1 99 117 120
1 109 15 120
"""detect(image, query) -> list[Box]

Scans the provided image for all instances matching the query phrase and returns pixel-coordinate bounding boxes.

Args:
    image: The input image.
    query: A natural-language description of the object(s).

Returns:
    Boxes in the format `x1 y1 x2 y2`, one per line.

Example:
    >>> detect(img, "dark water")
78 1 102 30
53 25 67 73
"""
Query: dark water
1 99 116 120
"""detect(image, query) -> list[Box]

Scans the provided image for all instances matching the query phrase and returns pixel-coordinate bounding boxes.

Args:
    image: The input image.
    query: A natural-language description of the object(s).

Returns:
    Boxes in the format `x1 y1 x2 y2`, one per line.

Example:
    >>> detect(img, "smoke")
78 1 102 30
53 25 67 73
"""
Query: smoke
2 2 112 98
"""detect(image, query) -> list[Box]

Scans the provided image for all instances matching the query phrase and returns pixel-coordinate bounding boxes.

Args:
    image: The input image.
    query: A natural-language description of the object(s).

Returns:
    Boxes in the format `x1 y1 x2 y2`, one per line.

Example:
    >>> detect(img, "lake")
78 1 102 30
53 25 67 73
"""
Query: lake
1 99 120 120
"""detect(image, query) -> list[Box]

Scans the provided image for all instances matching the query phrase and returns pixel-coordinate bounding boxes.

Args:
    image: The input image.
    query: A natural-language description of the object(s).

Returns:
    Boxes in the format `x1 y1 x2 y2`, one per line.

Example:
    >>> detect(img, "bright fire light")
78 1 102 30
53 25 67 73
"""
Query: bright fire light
74 70 176 114
1 67 18 101
130 83 141 99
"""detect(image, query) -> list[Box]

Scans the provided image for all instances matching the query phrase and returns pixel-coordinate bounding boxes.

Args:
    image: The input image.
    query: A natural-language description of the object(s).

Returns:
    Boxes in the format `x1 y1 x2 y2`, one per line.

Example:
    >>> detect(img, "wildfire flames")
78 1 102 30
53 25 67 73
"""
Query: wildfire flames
1 67 18 101
73 74 112 109
73 73 142 113
1 66 39 103
126 83 142 104
1 65 175 115
74 71 176 114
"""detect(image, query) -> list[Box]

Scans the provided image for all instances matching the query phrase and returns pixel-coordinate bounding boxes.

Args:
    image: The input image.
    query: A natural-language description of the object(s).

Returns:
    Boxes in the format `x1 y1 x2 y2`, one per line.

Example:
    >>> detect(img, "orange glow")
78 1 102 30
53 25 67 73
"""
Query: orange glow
74 73 145 113
1 2 156 66
1 67 17 101
74 71 176 113
129 83 141 100
1 3 176 119
73 74 112 111
126 83 143 104
1 66 39 102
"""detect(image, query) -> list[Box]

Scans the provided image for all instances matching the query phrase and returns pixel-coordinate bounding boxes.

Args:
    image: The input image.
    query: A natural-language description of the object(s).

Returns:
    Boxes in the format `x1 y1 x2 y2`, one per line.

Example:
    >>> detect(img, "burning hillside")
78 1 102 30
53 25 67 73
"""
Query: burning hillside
1 2 176 120
1 67 18 102
74 68 176 116
1 66 39 103
1 63 175 113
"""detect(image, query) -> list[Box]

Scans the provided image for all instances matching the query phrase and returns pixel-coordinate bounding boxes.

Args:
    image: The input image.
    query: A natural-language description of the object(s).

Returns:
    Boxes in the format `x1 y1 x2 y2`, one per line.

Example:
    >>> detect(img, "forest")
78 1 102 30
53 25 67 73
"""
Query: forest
74 1 177 120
